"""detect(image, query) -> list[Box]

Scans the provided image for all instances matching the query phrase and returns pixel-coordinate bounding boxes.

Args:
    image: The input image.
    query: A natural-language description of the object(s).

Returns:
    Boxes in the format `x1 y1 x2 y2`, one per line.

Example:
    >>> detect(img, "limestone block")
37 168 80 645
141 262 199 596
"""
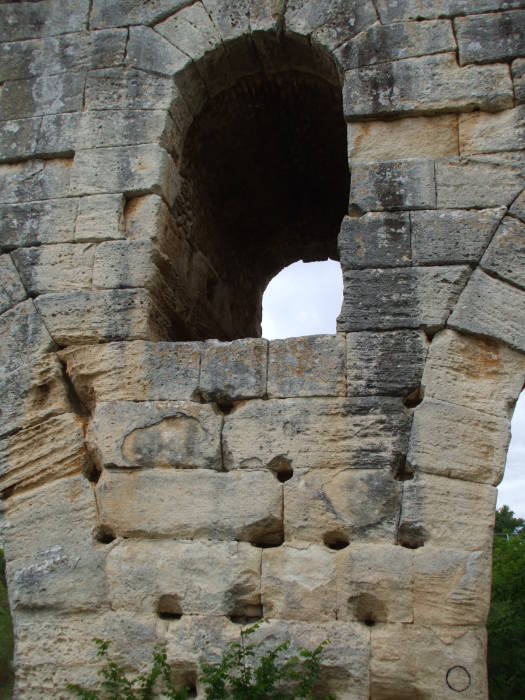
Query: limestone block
339 213 411 268
85 68 179 113
285 0 376 51
76 109 176 153
448 268 525 353
0 117 40 163
87 400 222 471
223 397 410 472
0 300 54 376
92 240 160 290
0 254 26 314
261 543 337 621
0 30 126 82
347 115 458 163
69 145 178 205
407 398 510 484
481 215 525 290
411 208 504 265
455 10 525 65
436 158 524 209
513 58 525 103
200 338 268 402
0 199 78 250
60 340 201 408
35 289 170 345
346 330 428 397
0 0 89 42
422 329 525 418
0 113 79 163
350 160 435 212
399 472 497 551
460 105 525 156
267 335 345 398
0 72 85 121
0 158 72 204
371 623 488 699
38 112 82 157
249 0 282 33
166 615 241 671
284 468 402 545
201 0 251 41
107 540 261 617
376 0 525 22
0 413 90 498
75 194 124 242
96 469 283 543
414 547 491 626
12 243 95 295
124 194 168 241
91 0 191 28
343 53 513 119
0 354 71 439
336 20 455 70
336 544 413 624
338 266 470 332
511 189 525 223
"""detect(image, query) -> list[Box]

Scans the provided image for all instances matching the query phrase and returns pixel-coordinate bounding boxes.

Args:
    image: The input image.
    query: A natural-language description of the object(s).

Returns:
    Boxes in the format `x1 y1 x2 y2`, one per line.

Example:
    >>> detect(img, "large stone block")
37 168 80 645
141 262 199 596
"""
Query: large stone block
284 468 402 545
0 199 78 250
87 400 222 471
96 469 283 543
336 544 413 624
407 398 510 484
0 72 85 121
12 243 95 295
346 330 428 397
481 215 525 290
510 188 525 222
0 0 89 42
267 335 345 398
422 329 525 418
514 58 525 103
0 300 54 376
107 540 261 617
375 0 525 22
91 240 161 291
91 0 191 28
85 68 179 112
75 194 125 242
343 54 513 119
223 397 410 472
76 109 176 153
339 213 411 268
0 254 26 314
0 158 72 204
0 117 40 163
460 105 525 155
448 268 525 353
349 160 435 212
455 10 525 65
436 158 524 208
411 208 504 265
338 266 470 332
199 339 268 402
60 340 201 408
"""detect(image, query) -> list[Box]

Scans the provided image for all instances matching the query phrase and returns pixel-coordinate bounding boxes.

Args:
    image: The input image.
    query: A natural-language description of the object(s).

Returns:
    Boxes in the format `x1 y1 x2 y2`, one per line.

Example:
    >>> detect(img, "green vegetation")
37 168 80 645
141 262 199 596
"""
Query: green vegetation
0 549 14 700
487 505 525 700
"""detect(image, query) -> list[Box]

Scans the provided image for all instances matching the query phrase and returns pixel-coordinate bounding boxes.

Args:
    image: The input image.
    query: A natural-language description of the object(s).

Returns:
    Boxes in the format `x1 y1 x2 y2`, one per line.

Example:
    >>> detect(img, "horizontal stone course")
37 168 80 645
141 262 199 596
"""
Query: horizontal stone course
514 58 525 102
0 254 27 315
375 0 525 22
12 243 95 295
481 215 525 290
0 0 89 42
459 105 525 155
436 158 524 208
350 160 436 212
200 338 268 402
0 72 85 122
0 300 54 377
90 0 193 29
0 158 72 205
339 212 411 268
455 10 525 65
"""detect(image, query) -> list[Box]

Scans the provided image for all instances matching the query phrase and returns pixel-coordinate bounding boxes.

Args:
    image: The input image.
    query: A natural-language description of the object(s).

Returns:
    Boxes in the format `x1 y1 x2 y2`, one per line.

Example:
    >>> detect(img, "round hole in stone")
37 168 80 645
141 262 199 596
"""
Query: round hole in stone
397 523 426 549
157 594 183 621
403 386 423 409
350 593 386 626
268 456 294 483
323 530 350 550
93 525 116 545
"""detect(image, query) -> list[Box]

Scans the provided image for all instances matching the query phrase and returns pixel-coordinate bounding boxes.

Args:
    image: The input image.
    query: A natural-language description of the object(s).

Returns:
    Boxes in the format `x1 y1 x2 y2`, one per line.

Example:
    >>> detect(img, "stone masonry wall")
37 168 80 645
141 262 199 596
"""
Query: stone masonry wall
1 1 525 698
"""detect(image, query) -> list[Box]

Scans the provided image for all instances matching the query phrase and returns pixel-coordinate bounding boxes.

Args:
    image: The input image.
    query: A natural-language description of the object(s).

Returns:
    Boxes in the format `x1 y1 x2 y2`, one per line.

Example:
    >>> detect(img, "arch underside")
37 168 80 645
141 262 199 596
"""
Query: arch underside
0 1 524 698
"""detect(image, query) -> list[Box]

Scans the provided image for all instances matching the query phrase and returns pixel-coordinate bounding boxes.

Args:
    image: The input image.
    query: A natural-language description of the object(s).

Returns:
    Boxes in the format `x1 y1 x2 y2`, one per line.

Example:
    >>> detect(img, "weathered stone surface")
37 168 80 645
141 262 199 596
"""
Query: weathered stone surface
481 215 525 290
223 397 410 472
85 68 179 113
400 472 497 551
87 400 222 471
336 20 455 70
350 160 435 212
337 544 413 624
460 105 525 155
0 254 27 314
511 188 525 222
262 544 337 621
69 145 178 205
422 329 525 418
0 354 71 439
12 243 95 295
0 199 77 250
455 10 525 65
107 540 261 616
75 194 124 242
376 0 525 22
407 398 510 484
60 341 201 408
91 240 160 291
347 114 458 163
371 623 488 698
343 54 513 119
513 58 525 103
0 113 80 163
0 117 39 163
411 208 504 265
0 158 72 204
436 158 524 208
414 547 491 626
267 335 345 398
76 109 176 152
0 72 85 122
284 468 402 545
35 289 170 345
96 469 283 542
339 213 411 269
346 330 428 397
0 300 54 376
338 266 470 332
200 339 268 402
0 0 89 42
91 0 191 28
448 268 525 353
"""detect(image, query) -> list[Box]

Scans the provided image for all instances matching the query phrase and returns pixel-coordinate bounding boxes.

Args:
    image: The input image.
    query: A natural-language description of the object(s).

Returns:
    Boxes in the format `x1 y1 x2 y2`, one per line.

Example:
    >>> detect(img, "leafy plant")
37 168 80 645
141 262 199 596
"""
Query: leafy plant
0 548 14 700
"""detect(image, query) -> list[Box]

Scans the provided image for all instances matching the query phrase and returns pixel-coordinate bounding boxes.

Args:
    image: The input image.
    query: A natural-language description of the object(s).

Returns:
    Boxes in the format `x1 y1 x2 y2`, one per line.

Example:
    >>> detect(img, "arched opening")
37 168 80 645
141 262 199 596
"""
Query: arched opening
167 34 349 341
499 390 525 519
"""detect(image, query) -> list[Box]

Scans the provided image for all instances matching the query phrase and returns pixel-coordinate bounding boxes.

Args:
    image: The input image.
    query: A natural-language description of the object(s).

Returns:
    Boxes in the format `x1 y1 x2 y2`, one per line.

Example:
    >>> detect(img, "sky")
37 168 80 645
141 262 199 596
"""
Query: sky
262 260 525 519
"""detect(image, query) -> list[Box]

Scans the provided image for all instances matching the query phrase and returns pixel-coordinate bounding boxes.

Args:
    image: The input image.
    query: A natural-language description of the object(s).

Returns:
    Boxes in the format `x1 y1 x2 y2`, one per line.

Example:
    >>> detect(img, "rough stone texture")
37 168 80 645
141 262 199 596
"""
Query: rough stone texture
0 0 90 42
0 300 55 376
350 160 436 212
0 254 27 314
339 212 411 268
436 158 525 208
0 158 72 204
199 339 268 401
460 105 525 155
455 10 525 65
514 58 525 102
481 215 525 290
12 244 95 295
376 0 525 21
511 188 525 221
